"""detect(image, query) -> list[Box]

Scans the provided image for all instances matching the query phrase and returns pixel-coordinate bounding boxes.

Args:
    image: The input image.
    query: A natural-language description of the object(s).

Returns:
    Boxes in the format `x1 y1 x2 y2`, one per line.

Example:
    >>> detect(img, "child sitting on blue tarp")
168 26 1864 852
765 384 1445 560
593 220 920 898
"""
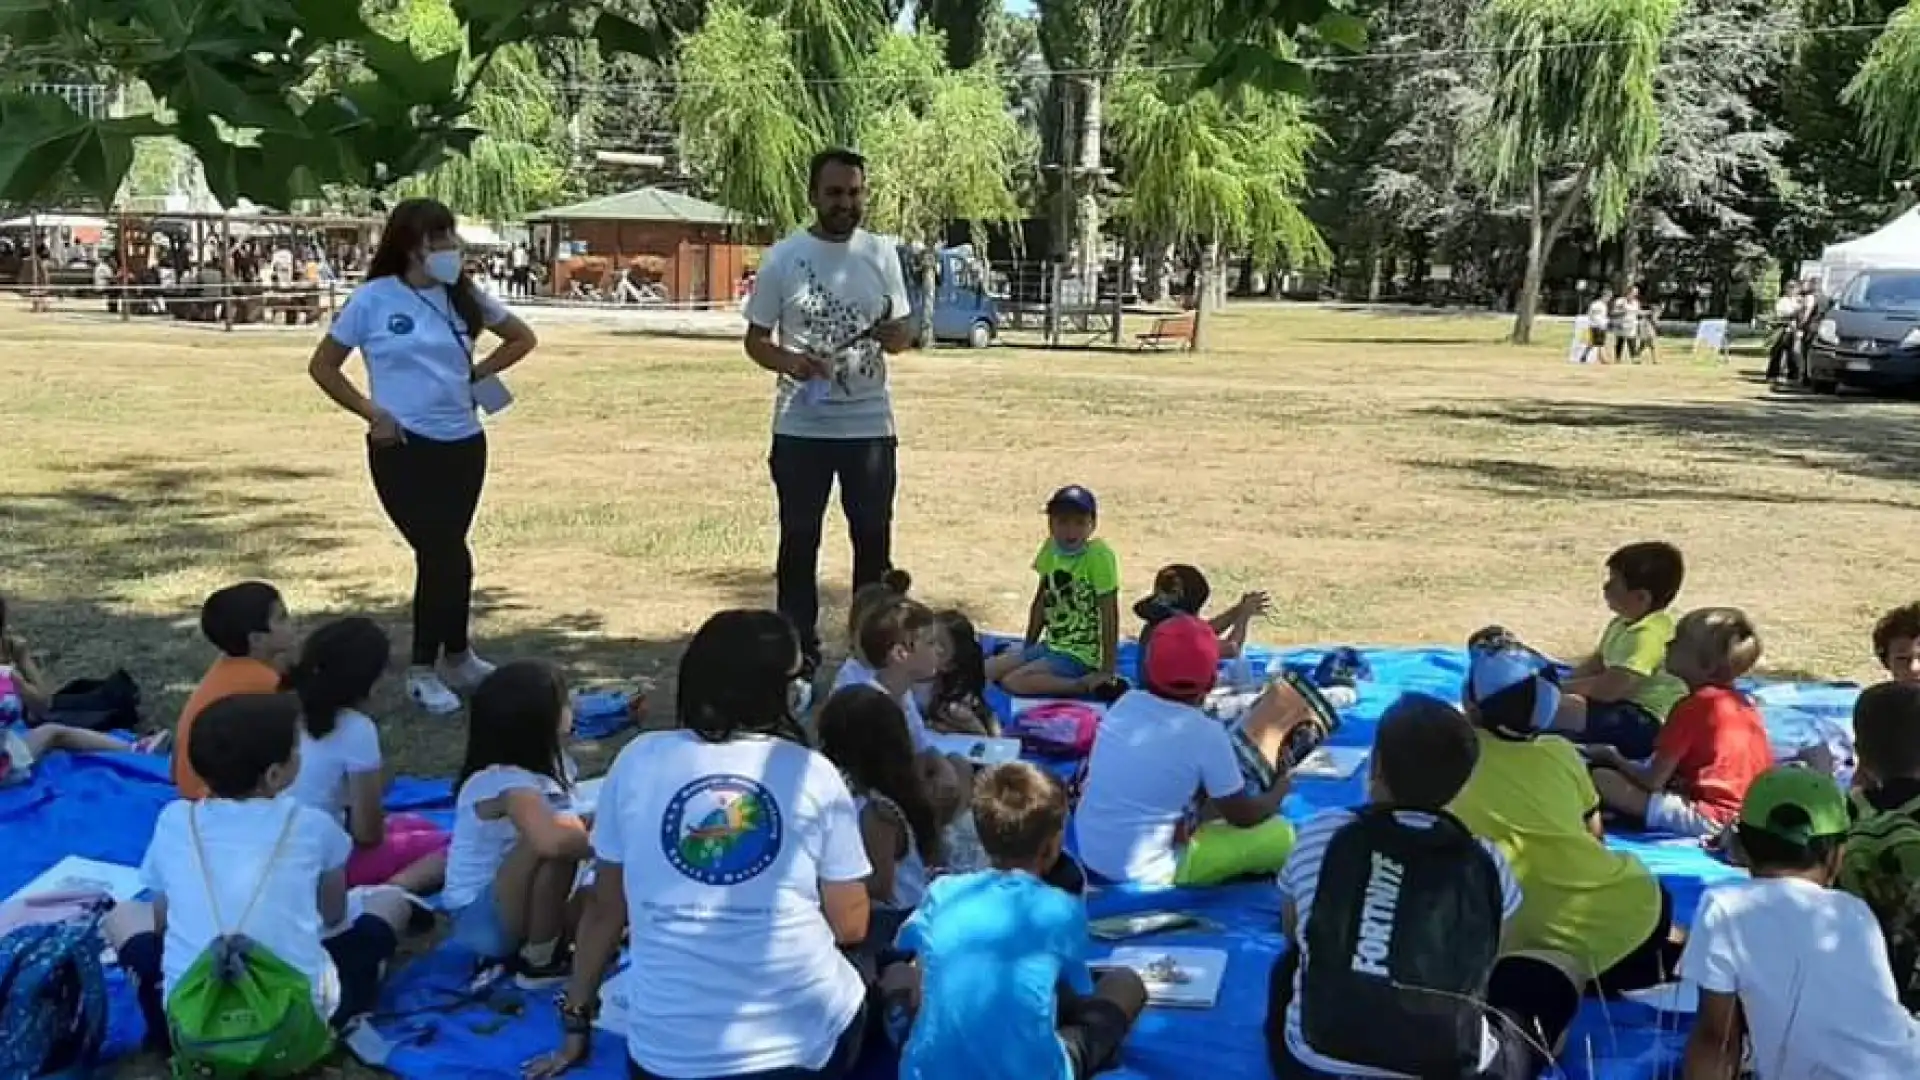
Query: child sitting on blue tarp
1267 694 1581 1079
1551 541 1690 759
1131 563 1269 660
985 486 1126 701
887 762 1146 1080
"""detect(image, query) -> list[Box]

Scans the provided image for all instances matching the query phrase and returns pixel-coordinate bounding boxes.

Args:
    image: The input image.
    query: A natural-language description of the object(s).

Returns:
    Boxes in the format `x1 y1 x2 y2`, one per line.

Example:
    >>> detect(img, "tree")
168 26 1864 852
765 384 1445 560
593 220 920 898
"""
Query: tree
1467 0 1680 343
1036 0 1138 297
915 0 998 69
671 1 822 234
0 0 667 209
372 0 570 221
853 32 1026 343
1846 3 1920 184
1108 68 1328 349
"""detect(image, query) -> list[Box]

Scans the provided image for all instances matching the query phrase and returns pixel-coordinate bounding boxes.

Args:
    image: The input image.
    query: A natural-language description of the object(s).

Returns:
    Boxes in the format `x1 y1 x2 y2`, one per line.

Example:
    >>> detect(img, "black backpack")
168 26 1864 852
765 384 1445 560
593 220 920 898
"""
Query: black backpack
1299 806 1503 1077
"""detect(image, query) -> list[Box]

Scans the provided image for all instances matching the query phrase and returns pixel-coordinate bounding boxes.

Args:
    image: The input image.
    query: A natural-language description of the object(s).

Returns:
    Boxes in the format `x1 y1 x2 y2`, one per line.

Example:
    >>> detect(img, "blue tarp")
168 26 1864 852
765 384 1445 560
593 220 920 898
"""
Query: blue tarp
0 645 1863 1079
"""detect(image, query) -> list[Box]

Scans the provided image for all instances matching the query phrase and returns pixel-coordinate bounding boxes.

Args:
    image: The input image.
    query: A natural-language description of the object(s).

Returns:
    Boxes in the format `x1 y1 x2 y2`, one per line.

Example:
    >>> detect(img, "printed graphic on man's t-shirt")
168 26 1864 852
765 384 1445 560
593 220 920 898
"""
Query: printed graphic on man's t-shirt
660 775 784 886
1044 568 1100 661
791 258 884 399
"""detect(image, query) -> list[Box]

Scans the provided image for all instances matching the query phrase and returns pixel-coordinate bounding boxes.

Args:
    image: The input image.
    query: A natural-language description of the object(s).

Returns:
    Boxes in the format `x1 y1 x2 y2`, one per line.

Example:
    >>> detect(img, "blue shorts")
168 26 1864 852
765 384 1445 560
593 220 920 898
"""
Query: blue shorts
450 883 514 960
1018 644 1094 681
1572 700 1662 761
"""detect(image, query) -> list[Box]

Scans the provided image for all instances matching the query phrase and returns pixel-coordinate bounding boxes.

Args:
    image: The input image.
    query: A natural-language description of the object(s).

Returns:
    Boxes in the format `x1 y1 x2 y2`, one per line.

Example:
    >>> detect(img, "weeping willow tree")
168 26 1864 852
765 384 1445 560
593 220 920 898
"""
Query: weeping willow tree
1846 6 1920 182
853 31 1027 343
372 0 569 221
672 1 823 234
1108 68 1327 350
1467 0 1679 344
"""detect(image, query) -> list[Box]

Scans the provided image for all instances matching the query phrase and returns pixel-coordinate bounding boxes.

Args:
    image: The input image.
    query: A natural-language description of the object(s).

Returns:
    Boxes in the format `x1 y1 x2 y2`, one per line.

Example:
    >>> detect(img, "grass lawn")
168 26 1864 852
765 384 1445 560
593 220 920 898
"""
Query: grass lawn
3 299 1914 1076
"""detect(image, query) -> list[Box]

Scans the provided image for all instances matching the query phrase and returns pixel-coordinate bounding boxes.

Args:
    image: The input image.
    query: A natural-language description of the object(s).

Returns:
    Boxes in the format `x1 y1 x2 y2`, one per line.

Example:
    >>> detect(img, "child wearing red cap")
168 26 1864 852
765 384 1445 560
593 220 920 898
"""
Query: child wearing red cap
986 485 1126 700
1075 615 1296 886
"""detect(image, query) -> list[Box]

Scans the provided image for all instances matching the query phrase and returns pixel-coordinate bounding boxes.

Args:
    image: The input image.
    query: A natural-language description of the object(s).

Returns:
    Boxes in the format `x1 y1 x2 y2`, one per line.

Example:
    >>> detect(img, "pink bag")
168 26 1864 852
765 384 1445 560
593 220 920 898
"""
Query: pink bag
1007 702 1102 759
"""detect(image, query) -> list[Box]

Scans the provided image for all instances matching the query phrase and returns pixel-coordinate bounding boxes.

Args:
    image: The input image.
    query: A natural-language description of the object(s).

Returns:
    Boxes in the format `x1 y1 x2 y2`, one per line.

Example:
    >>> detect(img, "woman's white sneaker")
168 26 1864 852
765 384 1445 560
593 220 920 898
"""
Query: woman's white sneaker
440 651 496 693
407 669 463 715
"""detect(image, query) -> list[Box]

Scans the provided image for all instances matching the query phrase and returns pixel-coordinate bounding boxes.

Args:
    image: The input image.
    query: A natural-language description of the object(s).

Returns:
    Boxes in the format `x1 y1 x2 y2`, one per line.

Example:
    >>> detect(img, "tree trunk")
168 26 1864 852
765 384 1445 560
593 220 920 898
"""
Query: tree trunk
1143 240 1170 303
1619 208 1642 293
1075 75 1104 300
918 247 938 348
1192 239 1221 352
1510 158 1597 345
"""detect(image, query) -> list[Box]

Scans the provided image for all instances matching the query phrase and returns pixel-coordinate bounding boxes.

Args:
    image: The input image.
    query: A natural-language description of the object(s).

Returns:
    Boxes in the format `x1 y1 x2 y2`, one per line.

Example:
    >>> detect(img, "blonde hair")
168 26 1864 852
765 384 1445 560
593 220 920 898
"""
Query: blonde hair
1670 607 1763 683
844 568 912 651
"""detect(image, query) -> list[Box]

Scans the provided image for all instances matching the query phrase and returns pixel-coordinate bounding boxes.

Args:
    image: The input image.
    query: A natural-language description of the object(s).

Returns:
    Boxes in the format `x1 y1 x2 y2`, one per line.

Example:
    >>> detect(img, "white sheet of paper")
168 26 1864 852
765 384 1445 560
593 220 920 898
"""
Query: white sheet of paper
472 375 514 415
1093 947 1228 1009
1290 746 1371 781
6 855 145 906
924 733 1022 765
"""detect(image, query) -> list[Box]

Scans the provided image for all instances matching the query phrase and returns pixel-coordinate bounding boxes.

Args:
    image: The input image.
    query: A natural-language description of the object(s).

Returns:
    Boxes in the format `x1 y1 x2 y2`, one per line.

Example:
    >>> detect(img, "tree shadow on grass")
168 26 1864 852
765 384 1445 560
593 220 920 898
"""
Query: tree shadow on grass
1409 456 1920 511
3 454 697 780
1418 397 1920 490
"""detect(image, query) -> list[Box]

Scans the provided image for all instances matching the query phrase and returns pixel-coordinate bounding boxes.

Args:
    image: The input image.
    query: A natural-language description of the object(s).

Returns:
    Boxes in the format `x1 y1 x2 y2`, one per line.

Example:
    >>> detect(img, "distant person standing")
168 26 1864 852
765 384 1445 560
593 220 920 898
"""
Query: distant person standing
743 148 914 673
1580 288 1612 364
1765 281 1802 386
307 198 540 714
1612 285 1644 363
510 244 532 298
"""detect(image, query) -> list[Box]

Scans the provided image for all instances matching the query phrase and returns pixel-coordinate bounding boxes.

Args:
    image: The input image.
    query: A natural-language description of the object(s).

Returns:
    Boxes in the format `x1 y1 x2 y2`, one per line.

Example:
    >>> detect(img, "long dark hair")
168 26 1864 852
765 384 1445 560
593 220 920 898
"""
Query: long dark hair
818 685 943 865
677 609 809 746
367 197 485 343
290 617 389 738
930 610 990 725
461 660 572 789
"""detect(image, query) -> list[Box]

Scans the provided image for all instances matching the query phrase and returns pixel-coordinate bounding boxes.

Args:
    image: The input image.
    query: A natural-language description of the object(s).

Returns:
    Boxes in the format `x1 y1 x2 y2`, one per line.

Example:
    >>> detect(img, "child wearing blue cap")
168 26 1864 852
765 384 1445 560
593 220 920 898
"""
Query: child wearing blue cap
1447 631 1680 996
986 485 1126 699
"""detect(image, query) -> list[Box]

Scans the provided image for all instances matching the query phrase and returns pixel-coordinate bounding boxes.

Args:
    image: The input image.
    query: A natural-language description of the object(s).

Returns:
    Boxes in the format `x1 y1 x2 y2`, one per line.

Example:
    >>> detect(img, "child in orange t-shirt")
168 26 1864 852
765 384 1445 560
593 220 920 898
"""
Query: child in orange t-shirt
1587 607 1772 837
173 581 296 798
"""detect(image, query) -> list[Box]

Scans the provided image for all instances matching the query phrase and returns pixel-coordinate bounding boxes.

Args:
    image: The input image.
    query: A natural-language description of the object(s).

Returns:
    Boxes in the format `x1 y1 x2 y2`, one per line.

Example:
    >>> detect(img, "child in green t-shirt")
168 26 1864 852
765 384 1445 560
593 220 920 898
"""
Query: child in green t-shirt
986 486 1125 698
1555 541 1690 759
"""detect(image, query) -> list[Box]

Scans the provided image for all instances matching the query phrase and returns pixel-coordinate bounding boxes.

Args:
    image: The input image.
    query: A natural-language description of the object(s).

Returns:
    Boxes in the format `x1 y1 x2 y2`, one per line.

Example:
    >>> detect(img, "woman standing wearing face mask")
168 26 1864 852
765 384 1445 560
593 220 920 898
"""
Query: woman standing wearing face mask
308 198 539 715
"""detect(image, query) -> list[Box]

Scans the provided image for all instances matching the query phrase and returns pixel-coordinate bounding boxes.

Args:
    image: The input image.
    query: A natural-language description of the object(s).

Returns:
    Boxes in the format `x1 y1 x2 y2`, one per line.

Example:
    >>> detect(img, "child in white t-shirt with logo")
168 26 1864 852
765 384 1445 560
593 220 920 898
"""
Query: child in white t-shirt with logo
107 693 413 1054
443 660 590 987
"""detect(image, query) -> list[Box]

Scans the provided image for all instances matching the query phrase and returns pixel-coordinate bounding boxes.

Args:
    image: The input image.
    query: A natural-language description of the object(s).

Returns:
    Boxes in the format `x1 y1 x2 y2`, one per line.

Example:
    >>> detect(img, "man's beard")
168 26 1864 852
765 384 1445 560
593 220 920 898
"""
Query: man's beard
818 208 860 236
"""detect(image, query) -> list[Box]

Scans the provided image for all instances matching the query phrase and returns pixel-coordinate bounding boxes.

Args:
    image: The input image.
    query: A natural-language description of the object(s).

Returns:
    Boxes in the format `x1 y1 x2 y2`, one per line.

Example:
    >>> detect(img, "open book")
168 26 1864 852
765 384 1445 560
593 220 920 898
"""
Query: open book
1091 947 1228 1009
1290 746 1371 781
924 733 1022 766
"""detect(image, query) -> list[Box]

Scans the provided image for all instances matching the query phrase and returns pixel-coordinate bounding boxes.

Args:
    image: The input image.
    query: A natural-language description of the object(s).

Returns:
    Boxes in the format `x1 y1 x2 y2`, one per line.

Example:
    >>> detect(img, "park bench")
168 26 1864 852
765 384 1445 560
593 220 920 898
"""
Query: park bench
1136 313 1196 351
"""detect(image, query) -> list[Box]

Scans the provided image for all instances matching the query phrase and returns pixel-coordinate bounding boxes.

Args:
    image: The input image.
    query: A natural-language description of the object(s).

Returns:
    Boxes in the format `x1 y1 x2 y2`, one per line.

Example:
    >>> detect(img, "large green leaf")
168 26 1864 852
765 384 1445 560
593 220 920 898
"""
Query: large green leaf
176 54 307 133
289 0 371 41
69 115 171 200
359 34 463 107
0 94 89 202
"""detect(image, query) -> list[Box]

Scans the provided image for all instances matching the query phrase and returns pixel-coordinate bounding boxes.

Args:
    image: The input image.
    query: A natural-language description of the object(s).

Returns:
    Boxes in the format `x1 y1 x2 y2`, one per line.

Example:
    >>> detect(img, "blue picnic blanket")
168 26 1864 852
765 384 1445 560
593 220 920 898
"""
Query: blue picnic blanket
0 645 1863 1079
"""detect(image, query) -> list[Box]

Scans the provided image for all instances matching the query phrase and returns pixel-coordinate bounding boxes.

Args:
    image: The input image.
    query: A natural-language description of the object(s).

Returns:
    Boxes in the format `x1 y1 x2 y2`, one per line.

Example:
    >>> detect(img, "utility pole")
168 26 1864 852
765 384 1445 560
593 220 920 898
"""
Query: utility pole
1046 80 1075 348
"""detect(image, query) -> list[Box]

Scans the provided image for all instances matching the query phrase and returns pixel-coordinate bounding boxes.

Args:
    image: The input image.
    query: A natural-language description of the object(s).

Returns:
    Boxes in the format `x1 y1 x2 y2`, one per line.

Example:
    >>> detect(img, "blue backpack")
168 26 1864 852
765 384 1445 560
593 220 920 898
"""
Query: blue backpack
0 916 110 1078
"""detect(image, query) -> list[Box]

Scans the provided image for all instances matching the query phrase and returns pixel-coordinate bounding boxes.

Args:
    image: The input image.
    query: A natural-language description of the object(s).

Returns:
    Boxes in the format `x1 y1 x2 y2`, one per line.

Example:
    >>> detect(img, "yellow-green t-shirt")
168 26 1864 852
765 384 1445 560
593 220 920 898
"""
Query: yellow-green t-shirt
1598 610 1688 721
1448 730 1662 980
1032 538 1120 669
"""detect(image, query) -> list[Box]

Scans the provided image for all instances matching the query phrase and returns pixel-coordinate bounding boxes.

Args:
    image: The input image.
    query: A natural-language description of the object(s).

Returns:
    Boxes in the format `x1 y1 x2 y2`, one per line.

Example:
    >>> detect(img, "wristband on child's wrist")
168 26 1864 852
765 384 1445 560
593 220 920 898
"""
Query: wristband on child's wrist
558 993 597 1038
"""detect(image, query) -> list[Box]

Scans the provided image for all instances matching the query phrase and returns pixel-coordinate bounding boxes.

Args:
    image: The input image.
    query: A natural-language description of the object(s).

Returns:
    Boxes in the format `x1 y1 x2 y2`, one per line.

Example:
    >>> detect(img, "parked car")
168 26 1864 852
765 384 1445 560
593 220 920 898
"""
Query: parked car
901 244 999 348
1806 268 1920 393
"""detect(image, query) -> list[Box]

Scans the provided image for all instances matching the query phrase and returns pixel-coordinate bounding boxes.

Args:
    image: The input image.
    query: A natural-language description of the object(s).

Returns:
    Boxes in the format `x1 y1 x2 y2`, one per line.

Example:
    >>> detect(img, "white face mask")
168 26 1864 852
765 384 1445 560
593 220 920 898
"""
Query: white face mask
423 249 463 285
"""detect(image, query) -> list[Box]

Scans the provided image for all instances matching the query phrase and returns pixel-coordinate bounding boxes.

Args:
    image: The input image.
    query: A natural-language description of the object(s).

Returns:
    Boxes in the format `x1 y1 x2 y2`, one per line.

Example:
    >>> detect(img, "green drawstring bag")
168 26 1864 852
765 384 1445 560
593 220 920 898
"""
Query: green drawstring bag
167 804 335 1078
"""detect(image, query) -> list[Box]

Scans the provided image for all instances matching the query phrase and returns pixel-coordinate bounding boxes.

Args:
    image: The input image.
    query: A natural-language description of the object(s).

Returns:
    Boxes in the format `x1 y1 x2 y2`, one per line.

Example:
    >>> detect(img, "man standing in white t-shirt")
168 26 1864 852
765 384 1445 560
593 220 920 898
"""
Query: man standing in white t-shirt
743 148 915 673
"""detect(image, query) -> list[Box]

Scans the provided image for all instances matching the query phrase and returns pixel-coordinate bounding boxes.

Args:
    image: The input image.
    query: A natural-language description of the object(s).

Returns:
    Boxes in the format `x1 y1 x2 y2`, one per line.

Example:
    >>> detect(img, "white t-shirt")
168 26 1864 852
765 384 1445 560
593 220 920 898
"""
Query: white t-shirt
1774 295 1800 320
287 709 383 828
1278 808 1522 1078
1075 690 1246 884
140 797 352 1016
328 276 512 442
1679 876 1920 1079
743 229 910 440
828 658 931 751
591 730 871 1077
1586 299 1609 326
443 764 568 909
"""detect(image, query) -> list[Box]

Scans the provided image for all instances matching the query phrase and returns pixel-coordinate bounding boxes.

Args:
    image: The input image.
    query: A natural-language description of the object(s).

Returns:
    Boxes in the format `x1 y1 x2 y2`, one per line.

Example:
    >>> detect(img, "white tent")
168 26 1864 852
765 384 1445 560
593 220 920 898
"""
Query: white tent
1818 208 1920 295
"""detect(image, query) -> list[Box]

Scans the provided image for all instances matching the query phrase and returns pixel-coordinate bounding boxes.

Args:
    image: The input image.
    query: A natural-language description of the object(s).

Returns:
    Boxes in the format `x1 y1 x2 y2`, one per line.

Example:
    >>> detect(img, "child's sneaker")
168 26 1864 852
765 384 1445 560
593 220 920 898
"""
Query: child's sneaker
513 947 573 989
407 668 462 715
440 651 496 694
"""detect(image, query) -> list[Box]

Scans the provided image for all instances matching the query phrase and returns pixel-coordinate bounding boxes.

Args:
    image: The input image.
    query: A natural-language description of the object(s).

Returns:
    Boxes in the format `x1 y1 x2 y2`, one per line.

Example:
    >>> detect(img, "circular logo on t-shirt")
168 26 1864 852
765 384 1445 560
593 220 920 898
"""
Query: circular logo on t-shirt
387 313 415 335
660 774 783 885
